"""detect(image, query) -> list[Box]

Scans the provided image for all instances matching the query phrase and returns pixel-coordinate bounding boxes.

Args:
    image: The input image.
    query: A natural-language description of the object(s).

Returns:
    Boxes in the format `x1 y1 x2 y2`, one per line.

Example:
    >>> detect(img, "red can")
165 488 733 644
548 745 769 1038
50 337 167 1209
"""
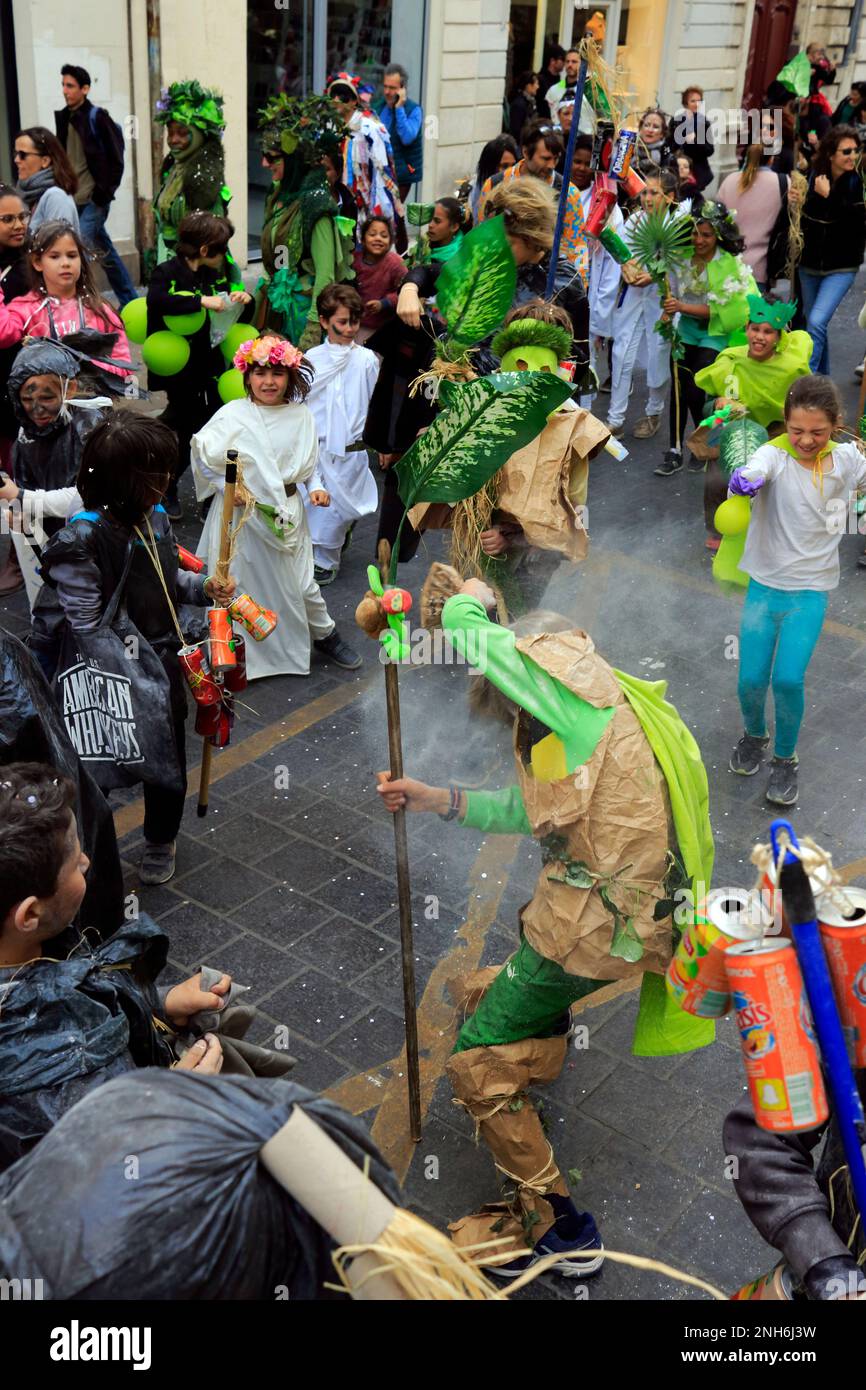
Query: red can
726 938 829 1133
194 700 222 737
584 181 618 239
816 888 866 1067
179 645 220 707
208 606 236 672
223 633 247 693
209 696 234 748
177 544 205 574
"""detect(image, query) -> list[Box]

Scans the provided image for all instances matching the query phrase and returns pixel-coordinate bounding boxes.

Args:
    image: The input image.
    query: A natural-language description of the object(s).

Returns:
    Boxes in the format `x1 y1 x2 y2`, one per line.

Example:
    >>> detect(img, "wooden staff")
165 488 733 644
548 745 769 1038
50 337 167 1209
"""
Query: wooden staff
197 448 237 817
384 657 422 1142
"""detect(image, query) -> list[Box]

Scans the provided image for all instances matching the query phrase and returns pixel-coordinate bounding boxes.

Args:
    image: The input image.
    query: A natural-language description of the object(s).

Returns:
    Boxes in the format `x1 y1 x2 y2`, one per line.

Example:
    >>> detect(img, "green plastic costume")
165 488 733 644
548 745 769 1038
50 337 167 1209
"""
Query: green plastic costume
694 330 812 428
153 81 231 264
442 594 714 1058
677 250 757 351
255 94 355 351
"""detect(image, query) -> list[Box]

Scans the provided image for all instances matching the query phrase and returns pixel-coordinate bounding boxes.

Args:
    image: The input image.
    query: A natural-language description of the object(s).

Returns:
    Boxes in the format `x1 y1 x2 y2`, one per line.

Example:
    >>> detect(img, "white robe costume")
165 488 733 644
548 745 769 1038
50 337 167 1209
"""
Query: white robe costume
191 397 335 680
579 188 624 407
302 340 380 572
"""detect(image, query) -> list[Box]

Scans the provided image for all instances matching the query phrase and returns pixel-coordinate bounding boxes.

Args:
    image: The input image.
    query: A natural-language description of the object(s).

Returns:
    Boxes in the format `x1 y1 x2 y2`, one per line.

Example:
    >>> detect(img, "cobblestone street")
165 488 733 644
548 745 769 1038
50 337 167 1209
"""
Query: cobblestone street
4 279 865 1302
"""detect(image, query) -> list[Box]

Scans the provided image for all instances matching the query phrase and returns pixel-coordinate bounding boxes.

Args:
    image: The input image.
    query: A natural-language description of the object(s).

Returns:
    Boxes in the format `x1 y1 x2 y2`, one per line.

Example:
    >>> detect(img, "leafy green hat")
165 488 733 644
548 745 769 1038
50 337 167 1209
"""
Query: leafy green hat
257 93 348 162
155 80 225 136
746 294 797 331
490 317 571 363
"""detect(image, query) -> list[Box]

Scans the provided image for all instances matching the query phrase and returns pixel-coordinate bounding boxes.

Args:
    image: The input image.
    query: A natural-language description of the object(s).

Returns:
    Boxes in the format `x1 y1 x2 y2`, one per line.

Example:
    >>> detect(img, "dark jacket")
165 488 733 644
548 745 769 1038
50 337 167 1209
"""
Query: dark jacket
145 252 247 394
54 98 124 206
509 93 537 143
669 112 714 190
0 916 173 1172
374 97 424 186
536 67 562 121
724 1084 866 1299
801 170 866 273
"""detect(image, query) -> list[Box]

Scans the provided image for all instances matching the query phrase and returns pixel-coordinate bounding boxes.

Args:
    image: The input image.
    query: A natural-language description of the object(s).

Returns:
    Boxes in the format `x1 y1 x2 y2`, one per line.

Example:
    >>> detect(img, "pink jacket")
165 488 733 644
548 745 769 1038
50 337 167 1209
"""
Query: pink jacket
0 291 133 379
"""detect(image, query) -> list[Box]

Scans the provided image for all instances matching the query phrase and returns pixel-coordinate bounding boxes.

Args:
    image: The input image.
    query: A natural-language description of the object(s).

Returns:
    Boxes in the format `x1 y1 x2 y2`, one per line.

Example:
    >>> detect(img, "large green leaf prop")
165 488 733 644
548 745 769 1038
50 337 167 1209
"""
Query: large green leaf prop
435 217 517 359
776 51 811 98
395 372 571 508
717 416 769 479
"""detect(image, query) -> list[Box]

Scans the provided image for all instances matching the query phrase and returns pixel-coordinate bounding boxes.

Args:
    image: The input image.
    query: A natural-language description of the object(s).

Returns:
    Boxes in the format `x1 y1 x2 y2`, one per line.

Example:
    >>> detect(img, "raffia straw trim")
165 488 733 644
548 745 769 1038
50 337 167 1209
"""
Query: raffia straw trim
785 171 807 289
449 473 503 578
751 832 858 915
408 355 477 401
327 1207 729 1300
580 34 624 130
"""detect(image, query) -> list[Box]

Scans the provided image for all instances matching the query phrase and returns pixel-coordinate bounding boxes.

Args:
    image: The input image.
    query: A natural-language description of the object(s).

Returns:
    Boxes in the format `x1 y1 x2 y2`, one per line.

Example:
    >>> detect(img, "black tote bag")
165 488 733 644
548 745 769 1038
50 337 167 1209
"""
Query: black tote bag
54 541 184 795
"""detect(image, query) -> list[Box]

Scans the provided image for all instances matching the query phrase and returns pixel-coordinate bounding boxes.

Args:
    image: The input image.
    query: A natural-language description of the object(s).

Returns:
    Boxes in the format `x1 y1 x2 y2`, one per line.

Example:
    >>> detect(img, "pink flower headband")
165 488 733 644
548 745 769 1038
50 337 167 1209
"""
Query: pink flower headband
232 337 304 372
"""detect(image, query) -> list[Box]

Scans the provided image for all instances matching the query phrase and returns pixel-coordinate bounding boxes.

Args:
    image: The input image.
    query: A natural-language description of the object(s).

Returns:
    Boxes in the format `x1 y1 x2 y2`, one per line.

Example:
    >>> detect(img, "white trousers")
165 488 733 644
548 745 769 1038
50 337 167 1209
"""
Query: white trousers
608 284 670 426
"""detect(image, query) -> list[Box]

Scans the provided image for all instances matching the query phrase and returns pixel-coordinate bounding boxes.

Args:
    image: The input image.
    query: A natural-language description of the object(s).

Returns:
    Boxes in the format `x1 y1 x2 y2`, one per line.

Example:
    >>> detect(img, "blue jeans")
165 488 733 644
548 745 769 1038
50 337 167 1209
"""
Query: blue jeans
799 269 856 374
738 579 828 758
79 200 137 307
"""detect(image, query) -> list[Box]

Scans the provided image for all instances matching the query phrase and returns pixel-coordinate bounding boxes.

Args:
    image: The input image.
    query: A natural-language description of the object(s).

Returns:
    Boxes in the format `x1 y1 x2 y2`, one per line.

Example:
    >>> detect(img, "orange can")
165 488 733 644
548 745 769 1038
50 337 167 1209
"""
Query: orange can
725 938 828 1133
207 606 236 673
229 592 278 642
666 889 767 1018
816 887 866 1068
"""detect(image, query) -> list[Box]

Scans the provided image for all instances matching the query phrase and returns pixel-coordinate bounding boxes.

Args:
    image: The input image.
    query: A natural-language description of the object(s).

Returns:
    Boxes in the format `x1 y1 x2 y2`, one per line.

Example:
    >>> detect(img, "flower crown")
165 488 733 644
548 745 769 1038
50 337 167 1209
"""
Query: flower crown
232 337 303 372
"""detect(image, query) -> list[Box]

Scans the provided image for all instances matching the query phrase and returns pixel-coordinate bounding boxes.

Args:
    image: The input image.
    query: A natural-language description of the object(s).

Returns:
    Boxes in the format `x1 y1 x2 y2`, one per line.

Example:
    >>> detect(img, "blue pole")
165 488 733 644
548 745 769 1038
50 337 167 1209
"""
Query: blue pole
545 49 589 299
770 818 866 1225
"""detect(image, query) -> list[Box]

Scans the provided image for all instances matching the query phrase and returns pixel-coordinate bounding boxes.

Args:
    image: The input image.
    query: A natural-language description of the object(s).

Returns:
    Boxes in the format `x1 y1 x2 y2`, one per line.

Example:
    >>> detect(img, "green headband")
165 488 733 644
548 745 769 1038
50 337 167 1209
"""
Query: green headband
490 317 571 363
747 294 797 331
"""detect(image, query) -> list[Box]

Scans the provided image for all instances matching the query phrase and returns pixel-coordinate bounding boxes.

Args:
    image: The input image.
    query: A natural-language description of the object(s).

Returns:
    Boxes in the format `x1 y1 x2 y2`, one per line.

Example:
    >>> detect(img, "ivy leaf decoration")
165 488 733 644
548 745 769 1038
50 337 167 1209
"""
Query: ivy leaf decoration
549 862 596 890
610 917 645 963
567 1167 583 1186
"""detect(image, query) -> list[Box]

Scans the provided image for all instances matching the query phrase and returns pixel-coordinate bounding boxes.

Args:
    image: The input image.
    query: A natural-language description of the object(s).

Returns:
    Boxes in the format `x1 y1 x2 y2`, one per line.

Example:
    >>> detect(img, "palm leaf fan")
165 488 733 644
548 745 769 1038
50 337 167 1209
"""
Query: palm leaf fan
628 208 694 281
717 416 769 479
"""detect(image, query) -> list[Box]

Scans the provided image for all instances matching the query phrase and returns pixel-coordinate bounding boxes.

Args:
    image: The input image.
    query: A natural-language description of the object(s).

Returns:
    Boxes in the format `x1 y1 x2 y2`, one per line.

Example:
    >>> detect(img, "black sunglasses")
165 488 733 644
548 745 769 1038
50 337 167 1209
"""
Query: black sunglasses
262 151 283 165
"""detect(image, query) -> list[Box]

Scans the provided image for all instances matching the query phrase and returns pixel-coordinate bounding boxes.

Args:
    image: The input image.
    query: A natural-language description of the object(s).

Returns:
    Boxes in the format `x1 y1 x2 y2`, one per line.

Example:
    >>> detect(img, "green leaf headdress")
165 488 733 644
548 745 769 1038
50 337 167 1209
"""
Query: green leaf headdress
257 93 348 163
155 81 225 137
746 294 797 331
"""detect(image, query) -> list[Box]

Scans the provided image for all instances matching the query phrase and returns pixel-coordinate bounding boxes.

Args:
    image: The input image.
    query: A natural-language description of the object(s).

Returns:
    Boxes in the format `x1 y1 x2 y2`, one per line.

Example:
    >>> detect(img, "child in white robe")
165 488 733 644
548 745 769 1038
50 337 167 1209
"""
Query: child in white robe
191 334 361 679
303 284 380 585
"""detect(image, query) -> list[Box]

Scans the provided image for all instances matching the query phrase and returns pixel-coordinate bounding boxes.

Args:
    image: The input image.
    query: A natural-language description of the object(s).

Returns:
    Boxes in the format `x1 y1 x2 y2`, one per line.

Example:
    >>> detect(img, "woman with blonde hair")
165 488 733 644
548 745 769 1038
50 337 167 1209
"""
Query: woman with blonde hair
717 118 789 292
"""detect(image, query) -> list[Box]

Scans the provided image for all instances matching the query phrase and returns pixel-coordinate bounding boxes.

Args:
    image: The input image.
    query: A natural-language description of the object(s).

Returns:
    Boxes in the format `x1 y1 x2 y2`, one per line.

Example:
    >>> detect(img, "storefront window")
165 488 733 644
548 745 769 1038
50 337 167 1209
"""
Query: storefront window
327 0 392 87
247 0 315 254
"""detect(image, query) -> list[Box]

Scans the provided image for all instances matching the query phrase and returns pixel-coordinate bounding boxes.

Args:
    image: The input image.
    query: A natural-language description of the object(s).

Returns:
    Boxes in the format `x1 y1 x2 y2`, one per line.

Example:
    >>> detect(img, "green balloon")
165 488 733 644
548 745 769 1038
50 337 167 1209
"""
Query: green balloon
121 296 148 345
141 331 190 376
221 323 259 363
217 367 246 403
164 307 206 336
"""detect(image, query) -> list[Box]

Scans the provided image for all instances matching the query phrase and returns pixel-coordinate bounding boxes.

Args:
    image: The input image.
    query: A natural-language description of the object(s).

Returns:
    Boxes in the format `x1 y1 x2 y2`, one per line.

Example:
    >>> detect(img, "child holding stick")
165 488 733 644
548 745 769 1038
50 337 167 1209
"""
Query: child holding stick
191 333 362 676
727 375 866 806
39 413 235 884
303 284 379 585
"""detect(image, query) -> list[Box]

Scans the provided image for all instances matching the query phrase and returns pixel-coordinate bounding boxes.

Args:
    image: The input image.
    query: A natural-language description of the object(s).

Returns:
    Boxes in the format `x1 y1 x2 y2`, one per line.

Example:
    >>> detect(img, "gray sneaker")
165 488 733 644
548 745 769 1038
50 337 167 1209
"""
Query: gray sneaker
766 755 799 806
140 840 177 885
729 733 770 776
313 627 362 670
314 565 337 586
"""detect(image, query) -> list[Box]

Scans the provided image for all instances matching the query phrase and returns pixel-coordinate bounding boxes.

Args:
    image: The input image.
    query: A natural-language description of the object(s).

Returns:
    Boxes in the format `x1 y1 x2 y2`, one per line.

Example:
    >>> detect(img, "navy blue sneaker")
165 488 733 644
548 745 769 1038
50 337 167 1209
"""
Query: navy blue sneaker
487 1207 604 1281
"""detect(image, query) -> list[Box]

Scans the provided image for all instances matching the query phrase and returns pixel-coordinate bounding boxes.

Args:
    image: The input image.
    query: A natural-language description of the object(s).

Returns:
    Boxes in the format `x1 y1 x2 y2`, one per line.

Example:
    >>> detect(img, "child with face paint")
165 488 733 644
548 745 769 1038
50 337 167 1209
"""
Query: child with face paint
0 340 108 676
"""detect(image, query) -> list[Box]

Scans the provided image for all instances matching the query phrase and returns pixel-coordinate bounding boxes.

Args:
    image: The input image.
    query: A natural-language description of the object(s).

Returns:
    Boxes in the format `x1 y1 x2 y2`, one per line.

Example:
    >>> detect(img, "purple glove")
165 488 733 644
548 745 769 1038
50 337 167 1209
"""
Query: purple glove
728 468 765 498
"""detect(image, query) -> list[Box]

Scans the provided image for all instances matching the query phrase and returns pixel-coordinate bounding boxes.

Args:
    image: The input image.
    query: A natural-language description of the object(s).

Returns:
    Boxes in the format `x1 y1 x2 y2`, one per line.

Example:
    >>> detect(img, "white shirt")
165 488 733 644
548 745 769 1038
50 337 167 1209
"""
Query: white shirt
738 440 866 591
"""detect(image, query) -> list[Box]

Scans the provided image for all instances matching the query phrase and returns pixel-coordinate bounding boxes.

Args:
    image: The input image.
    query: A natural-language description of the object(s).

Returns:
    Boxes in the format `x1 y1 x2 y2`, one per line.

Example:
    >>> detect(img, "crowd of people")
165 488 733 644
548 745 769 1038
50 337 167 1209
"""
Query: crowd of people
0 44 864 1301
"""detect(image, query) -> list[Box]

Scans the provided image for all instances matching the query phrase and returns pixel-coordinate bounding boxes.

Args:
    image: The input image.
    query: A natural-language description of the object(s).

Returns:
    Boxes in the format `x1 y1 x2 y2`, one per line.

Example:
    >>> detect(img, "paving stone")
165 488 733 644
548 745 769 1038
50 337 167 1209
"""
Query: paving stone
197 930 300 1002
256 834 356 893
188 811 294 864
160 901 245 970
572 1132 702 1258
263 967 368 1046
579 1065 696 1150
659 1187 778 1293
312 866 398 924
291 1048 354 1094
294 916 396 979
666 1040 750 1112
233 885 333 948
354 950 439 1012
402 1116 508 1227
328 1005 408 1067
174 858 277 912
659 1103 737 1196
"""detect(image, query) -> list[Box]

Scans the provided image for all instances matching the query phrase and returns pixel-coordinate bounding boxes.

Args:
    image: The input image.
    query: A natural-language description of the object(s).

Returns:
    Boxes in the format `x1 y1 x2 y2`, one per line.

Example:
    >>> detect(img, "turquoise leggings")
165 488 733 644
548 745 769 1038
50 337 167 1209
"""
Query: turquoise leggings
738 580 828 759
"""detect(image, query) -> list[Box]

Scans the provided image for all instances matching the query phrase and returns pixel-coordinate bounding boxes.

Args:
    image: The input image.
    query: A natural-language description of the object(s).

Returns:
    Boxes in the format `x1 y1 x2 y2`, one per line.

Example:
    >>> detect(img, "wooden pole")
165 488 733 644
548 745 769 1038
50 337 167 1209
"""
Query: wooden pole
384 658 422 1142
197 449 238 818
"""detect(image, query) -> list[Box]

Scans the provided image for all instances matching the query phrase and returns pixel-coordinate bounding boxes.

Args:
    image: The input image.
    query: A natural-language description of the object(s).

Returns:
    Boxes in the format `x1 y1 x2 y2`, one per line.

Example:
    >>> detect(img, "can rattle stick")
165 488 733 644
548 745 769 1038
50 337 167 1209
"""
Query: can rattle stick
198 447 238 817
